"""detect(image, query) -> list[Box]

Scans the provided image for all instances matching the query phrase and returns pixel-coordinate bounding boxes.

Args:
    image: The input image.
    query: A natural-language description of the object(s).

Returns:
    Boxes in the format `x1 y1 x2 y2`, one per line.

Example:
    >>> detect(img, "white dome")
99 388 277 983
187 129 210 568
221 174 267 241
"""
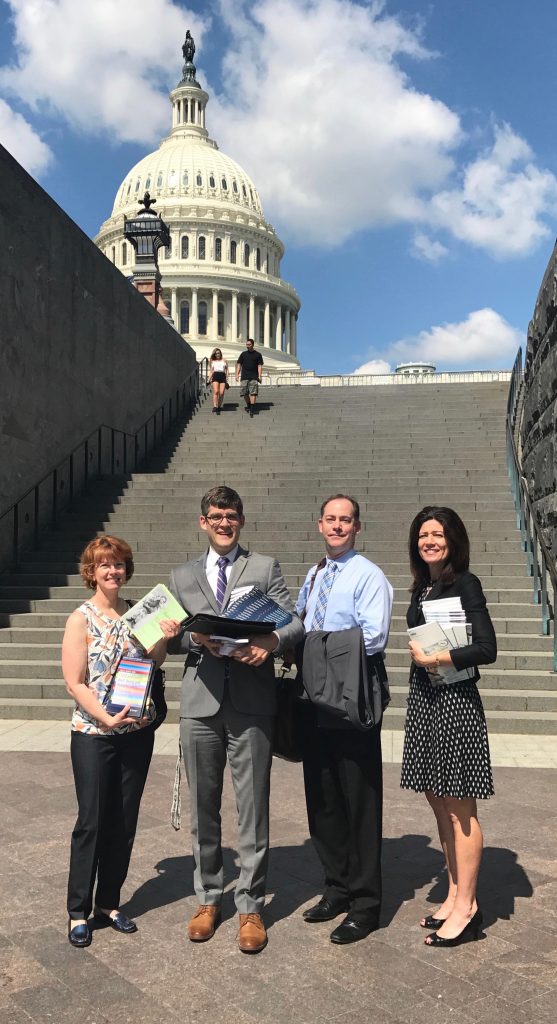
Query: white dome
113 136 264 221
95 36 300 372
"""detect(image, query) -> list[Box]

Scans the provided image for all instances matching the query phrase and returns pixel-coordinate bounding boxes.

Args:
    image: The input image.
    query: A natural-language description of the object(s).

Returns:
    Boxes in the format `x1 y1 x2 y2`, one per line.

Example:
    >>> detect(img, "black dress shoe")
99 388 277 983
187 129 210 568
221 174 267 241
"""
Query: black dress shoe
425 909 483 948
330 915 378 945
94 908 138 933
420 914 444 929
303 897 351 923
68 922 91 948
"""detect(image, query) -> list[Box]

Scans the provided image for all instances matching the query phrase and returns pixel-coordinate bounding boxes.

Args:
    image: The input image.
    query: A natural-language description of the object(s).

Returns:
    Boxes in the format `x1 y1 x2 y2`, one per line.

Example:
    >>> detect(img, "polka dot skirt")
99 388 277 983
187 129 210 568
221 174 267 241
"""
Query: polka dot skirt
400 666 494 800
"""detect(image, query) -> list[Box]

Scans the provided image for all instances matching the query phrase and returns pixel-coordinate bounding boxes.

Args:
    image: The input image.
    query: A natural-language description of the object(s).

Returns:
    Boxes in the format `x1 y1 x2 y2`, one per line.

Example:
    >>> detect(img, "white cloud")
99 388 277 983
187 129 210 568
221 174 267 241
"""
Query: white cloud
426 124 557 258
1 1 555 260
0 96 52 174
209 0 461 245
411 232 448 263
0 0 205 145
352 358 392 375
389 308 522 368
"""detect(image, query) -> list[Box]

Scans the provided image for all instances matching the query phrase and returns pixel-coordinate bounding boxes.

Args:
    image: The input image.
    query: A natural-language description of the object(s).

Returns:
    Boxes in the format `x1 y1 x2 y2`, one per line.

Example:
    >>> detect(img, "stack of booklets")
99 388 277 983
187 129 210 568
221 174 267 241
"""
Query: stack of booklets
407 597 473 685
224 587 293 629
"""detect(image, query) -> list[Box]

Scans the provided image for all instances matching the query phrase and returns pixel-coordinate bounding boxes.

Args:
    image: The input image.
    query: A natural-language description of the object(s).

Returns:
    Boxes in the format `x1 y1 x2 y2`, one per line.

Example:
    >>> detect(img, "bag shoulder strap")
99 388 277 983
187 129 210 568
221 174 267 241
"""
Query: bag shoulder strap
299 557 326 623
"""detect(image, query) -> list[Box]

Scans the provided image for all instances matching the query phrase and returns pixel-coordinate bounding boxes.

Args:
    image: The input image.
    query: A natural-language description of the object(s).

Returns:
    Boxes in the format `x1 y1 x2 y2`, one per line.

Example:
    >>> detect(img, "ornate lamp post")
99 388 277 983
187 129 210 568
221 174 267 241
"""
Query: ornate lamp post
124 192 173 322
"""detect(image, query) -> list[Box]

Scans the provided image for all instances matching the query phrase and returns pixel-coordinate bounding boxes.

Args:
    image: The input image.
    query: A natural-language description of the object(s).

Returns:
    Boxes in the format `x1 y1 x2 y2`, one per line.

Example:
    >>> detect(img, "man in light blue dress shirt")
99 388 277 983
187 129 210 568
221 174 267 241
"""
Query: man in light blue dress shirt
296 494 393 945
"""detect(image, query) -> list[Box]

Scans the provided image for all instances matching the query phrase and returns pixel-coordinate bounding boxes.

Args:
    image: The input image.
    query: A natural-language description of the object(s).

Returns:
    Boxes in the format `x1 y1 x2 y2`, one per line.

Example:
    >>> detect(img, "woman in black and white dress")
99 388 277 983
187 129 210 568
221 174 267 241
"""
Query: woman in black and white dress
209 348 228 414
401 506 496 947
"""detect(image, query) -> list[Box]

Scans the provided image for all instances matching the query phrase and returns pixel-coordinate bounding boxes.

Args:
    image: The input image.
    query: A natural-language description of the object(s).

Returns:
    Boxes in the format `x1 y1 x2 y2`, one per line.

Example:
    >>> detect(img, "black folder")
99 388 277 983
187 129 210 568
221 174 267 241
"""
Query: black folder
184 614 275 638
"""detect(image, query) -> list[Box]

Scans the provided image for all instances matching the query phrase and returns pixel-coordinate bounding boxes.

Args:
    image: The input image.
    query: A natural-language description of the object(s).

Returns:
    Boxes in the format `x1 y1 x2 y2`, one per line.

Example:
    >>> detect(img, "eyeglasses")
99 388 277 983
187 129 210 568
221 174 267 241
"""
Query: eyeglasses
205 513 241 524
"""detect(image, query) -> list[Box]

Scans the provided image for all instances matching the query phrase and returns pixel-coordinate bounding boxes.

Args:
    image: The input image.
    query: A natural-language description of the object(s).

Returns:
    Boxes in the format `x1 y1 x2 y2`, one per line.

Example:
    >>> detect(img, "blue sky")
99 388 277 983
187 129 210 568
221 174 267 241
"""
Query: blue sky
1 0 555 375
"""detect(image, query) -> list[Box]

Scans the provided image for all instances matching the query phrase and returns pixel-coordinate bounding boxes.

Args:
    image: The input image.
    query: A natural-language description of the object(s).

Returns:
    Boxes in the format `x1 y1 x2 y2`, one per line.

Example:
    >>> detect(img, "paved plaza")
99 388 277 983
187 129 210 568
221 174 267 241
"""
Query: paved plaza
1 725 557 1024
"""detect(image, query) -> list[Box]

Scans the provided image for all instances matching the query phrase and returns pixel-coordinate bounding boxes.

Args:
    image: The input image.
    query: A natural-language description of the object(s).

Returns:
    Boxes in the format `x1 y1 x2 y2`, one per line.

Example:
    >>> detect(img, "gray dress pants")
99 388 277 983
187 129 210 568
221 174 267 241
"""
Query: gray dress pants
180 691 274 914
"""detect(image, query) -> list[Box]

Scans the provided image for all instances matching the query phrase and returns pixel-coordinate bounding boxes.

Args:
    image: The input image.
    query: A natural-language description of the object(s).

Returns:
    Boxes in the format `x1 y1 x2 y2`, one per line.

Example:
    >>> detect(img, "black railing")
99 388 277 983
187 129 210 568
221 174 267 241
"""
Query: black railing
506 346 557 669
0 362 208 571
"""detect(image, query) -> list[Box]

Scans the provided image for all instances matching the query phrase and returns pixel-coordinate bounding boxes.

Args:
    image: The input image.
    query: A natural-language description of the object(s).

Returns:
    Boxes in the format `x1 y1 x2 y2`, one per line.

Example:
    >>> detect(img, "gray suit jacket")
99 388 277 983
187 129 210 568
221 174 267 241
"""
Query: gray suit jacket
168 546 304 718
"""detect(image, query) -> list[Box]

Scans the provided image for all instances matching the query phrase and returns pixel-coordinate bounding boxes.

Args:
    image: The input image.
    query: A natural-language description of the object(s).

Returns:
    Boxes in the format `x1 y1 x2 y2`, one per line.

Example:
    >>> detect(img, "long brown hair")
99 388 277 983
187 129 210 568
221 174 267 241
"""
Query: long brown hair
408 506 469 592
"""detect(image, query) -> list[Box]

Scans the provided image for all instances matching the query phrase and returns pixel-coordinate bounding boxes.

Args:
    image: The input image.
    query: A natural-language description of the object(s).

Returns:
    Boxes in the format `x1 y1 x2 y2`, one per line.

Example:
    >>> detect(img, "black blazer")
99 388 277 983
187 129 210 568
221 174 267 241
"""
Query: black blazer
407 571 497 684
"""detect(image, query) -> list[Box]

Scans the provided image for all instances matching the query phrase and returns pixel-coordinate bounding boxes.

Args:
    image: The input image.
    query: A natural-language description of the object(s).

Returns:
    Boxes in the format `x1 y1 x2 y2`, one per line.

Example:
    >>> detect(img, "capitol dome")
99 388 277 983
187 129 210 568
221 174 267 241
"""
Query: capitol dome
95 34 300 370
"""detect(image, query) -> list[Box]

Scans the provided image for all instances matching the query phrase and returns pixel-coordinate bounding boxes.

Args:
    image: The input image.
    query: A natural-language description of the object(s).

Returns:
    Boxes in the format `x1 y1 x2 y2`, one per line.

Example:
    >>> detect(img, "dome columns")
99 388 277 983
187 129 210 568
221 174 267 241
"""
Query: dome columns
167 285 296 355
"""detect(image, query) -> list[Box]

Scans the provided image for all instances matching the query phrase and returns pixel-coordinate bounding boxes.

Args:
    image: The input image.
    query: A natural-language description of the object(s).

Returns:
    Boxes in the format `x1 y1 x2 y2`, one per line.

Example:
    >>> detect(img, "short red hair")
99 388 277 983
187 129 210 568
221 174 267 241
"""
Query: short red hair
79 535 134 590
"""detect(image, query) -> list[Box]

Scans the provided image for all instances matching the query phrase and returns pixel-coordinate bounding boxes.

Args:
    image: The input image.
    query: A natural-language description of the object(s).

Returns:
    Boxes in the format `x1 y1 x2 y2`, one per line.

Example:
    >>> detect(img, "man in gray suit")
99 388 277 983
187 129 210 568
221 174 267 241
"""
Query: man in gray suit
168 485 303 953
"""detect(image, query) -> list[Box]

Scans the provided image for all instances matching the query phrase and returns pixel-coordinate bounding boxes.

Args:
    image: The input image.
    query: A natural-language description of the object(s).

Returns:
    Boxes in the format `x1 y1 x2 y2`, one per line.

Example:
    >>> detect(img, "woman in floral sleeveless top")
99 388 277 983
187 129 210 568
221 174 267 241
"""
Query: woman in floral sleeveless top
62 535 180 948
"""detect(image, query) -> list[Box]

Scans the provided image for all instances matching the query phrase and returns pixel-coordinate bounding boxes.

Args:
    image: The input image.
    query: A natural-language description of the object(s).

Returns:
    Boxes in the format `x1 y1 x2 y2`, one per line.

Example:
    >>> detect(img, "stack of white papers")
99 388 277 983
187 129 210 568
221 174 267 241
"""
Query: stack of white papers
408 597 473 685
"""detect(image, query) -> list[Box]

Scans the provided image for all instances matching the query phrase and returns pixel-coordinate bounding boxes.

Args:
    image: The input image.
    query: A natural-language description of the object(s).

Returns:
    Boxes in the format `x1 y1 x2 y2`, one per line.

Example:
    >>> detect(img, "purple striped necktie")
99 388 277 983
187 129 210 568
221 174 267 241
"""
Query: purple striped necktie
216 556 229 609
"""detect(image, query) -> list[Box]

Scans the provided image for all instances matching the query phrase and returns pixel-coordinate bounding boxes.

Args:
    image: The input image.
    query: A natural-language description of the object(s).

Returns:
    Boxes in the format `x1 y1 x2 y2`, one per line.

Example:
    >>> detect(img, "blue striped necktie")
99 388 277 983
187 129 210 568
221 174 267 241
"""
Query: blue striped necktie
310 561 337 630
216 556 229 609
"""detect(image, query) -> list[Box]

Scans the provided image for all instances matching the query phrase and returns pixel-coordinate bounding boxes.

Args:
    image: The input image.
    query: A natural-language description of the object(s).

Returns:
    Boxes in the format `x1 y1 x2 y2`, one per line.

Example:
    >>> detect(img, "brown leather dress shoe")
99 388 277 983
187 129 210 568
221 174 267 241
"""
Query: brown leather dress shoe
187 905 221 942
238 913 268 953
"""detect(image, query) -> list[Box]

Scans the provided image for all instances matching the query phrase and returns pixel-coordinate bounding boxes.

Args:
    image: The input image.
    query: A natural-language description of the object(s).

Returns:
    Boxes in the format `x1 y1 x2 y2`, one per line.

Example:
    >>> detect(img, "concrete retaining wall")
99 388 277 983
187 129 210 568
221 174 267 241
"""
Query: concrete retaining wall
0 143 196 518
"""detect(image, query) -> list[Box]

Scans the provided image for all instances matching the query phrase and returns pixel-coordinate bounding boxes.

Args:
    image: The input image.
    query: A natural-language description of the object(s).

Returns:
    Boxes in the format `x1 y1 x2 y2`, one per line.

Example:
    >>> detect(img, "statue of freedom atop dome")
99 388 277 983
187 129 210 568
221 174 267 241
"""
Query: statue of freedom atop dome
182 31 195 64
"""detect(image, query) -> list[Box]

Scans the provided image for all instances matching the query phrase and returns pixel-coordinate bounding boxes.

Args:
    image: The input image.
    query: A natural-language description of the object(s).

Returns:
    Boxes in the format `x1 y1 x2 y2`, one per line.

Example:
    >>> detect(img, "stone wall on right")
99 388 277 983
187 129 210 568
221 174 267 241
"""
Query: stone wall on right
521 238 557 557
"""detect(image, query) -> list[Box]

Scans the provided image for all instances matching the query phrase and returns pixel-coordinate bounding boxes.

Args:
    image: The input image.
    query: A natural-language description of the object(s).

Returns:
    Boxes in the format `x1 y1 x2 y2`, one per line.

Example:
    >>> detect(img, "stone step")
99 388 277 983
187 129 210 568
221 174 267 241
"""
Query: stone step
1 674 556 715
123 480 513 495
0 656 552 689
0 613 545 636
388 630 552 653
0 583 538 605
0 696 554 733
63 497 516 516
0 627 550 657
0 557 531 586
385 648 552 672
0 593 541 617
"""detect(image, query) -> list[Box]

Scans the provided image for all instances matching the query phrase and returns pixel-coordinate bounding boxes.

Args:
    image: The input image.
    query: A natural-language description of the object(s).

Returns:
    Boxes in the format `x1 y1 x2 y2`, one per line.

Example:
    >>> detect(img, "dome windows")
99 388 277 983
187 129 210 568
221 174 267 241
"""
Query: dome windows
222 177 228 190
232 180 238 193
230 240 237 264
256 248 261 271
244 243 250 267
242 184 247 198
126 181 132 196
181 235 189 259
198 236 206 260
145 175 151 190
196 172 203 187
157 172 163 188
215 237 222 262
209 174 216 189
122 242 128 266
218 302 224 336
180 301 190 334
182 170 189 187
168 170 177 187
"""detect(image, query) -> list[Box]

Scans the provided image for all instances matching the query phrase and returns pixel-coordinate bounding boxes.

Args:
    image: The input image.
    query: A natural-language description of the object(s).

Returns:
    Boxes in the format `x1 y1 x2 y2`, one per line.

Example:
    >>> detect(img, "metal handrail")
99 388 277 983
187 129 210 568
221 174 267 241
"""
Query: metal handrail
505 346 557 669
0 361 209 570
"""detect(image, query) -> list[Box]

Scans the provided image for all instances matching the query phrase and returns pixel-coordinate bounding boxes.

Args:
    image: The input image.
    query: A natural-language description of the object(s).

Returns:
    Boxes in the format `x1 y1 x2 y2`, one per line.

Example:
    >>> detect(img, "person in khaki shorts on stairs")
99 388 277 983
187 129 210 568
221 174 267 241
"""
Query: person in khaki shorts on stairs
167 485 304 953
236 338 263 417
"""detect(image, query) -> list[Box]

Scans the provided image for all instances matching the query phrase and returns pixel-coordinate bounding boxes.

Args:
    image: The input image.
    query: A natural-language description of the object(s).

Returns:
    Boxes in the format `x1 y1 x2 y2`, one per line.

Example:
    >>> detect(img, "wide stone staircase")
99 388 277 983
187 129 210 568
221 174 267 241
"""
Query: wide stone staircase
0 383 555 732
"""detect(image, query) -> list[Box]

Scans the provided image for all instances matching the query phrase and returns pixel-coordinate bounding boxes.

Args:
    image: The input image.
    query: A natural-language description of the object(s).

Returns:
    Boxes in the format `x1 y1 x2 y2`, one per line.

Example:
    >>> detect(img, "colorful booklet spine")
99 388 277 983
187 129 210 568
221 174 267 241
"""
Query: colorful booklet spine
106 657 155 719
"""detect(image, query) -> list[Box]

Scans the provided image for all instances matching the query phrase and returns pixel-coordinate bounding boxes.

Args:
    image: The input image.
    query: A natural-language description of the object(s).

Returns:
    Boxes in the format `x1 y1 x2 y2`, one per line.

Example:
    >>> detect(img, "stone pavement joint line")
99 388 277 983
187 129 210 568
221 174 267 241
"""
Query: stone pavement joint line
1 751 556 1024
0 719 556 767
